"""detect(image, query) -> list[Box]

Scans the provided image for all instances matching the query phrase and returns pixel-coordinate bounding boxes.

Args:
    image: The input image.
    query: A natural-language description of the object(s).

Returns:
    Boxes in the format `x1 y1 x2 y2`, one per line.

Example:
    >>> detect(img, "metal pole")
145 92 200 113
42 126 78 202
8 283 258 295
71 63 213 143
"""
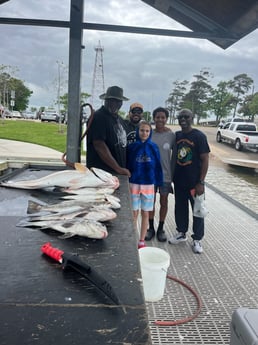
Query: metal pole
56 60 64 132
56 61 61 117
66 0 84 164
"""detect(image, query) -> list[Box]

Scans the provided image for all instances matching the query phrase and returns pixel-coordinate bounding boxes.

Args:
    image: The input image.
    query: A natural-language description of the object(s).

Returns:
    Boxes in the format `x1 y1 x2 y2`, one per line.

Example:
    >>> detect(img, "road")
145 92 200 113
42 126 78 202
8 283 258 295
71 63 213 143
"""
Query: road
200 126 258 164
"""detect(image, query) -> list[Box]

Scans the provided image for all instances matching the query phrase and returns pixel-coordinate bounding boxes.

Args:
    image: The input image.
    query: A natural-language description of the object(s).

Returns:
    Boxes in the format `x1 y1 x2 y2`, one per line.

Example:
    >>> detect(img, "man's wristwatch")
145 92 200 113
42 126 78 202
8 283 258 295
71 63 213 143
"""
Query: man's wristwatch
199 180 205 185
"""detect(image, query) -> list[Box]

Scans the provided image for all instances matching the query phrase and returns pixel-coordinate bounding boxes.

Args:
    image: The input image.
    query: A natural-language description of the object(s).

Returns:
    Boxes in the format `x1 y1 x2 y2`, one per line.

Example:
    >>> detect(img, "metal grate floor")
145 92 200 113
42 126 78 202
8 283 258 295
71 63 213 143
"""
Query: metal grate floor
138 186 258 344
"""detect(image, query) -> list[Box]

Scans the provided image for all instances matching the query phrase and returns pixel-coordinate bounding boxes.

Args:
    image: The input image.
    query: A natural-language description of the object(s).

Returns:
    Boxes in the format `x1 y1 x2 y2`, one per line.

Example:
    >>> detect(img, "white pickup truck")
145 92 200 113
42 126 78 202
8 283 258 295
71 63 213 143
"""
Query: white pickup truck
216 122 258 152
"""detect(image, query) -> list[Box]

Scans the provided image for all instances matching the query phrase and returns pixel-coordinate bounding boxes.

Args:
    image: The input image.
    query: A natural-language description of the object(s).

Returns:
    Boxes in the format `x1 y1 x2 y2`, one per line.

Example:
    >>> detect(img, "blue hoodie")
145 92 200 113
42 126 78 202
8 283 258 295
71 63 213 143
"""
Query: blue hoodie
127 126 163 186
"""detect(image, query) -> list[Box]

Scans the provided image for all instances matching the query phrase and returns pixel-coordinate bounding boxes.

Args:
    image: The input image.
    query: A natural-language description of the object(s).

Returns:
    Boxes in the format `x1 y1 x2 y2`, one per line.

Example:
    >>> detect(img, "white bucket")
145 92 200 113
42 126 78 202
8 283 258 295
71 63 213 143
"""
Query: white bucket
139 247 170 302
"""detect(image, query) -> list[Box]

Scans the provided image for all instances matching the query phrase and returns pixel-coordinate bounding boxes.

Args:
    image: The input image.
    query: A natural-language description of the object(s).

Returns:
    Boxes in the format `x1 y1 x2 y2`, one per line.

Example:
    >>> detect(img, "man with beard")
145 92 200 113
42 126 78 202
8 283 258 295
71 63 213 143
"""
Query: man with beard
86 86 131 176
168 109 210 254
123 103 144 145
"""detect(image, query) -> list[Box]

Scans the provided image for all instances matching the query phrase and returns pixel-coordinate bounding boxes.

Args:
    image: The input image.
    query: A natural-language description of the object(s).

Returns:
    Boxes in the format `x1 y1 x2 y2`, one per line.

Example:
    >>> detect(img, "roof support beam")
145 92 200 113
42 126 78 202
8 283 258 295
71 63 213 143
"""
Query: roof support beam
84 22 238 41
66 0 84 164
0 17 238 41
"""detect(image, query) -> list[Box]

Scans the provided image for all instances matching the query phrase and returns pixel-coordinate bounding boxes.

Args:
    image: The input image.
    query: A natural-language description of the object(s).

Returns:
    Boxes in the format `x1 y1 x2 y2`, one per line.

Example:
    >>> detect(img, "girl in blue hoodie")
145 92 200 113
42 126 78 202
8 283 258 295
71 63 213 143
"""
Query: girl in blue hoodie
127 120 163 249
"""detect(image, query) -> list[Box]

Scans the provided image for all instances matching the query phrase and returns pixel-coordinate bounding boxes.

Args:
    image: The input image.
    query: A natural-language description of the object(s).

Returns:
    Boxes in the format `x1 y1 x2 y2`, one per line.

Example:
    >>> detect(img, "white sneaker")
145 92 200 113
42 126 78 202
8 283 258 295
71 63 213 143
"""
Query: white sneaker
168 232 187 244
192 240 203 254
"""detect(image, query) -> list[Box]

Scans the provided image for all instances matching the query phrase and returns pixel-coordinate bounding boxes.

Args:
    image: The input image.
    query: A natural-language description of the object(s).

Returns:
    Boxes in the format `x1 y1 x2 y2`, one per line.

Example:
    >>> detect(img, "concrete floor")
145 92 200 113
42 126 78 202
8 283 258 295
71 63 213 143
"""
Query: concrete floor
1 139 257 344
139 186 258 345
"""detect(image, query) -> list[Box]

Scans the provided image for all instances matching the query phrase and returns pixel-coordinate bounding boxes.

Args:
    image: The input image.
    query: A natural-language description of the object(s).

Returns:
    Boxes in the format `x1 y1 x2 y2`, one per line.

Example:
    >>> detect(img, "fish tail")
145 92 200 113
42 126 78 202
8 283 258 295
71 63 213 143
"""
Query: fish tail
27 200 43 214
16 220 31 227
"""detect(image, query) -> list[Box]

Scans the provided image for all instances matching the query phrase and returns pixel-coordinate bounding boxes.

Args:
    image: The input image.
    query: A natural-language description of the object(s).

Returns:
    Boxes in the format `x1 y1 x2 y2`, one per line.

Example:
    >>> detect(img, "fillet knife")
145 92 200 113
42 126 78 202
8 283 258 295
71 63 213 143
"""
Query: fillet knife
41 242 120 305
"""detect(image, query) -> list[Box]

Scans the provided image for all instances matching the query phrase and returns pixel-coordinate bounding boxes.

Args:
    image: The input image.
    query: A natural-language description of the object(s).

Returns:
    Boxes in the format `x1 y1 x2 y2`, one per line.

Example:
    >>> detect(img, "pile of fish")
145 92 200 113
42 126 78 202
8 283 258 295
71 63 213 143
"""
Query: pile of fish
1 163 121 240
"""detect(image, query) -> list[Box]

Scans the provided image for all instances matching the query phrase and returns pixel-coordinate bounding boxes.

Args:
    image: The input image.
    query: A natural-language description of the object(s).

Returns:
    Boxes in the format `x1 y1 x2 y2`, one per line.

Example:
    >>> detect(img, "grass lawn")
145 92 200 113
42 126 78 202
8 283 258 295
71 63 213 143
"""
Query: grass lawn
0 119 68 152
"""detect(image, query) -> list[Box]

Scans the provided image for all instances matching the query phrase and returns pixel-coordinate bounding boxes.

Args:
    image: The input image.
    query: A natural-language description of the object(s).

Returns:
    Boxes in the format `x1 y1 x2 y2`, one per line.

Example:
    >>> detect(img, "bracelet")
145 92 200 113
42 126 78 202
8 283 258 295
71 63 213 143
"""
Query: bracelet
199 180 205 185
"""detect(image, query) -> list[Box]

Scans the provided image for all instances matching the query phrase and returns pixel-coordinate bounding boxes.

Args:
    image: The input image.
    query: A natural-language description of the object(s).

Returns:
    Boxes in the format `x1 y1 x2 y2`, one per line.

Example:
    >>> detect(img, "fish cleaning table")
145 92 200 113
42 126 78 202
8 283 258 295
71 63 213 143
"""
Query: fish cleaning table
0 166 151 345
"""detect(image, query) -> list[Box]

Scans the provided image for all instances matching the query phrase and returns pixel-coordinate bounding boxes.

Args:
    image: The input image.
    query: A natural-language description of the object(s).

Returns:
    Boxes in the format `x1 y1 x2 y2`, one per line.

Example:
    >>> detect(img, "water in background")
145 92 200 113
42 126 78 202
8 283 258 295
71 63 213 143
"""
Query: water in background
206 163 258 215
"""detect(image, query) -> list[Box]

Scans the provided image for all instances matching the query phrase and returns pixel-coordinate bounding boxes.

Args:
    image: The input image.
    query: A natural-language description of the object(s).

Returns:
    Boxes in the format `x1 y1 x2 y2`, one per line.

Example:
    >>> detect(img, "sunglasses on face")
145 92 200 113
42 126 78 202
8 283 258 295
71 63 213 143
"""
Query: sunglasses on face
177 115 191 120
131 108 143 115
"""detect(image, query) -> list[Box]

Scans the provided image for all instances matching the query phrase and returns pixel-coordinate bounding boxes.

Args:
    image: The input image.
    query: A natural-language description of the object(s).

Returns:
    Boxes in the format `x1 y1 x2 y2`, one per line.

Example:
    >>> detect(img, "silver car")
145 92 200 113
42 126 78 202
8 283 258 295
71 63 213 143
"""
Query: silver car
11 111 22 118
23 111 37 119
41 111 60 123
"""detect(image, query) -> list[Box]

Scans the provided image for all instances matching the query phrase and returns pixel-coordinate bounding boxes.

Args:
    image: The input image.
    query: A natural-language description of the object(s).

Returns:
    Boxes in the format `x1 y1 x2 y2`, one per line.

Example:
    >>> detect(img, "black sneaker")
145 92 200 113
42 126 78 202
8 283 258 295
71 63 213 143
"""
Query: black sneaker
145 228 155 241
157 229 167 242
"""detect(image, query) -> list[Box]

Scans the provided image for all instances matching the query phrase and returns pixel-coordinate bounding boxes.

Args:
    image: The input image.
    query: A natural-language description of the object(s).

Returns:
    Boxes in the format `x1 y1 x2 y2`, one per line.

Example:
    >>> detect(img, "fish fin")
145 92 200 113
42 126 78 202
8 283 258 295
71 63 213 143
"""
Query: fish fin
58 232 75 239
27 200 44 214
74 162 88 173
16 220 31 227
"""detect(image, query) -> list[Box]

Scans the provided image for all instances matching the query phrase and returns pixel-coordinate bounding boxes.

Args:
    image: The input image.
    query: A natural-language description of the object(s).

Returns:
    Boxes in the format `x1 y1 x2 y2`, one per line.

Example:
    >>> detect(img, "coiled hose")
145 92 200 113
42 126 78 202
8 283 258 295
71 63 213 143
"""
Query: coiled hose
154 274 202 326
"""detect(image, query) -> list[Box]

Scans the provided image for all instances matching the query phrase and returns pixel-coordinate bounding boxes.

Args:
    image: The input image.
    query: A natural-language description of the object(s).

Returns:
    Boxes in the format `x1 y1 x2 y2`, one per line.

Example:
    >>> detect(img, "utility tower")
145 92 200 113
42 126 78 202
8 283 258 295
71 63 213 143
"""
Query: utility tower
90 41 105 110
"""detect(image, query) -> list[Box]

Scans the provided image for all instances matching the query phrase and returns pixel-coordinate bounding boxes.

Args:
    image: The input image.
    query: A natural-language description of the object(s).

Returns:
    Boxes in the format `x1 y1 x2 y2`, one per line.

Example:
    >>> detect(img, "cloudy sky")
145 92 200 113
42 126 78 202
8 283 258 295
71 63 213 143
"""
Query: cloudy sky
1 0 258 114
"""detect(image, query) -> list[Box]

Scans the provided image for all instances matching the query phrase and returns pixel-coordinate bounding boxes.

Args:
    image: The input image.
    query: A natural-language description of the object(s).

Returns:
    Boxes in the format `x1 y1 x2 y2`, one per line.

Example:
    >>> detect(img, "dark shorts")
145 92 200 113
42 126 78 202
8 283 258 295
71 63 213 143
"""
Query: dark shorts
155 182 173 195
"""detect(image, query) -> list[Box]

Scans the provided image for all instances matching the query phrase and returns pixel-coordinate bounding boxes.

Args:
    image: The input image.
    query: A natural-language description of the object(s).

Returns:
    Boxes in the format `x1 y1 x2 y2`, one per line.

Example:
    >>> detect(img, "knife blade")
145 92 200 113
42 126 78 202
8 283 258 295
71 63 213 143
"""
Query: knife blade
41 242 120 305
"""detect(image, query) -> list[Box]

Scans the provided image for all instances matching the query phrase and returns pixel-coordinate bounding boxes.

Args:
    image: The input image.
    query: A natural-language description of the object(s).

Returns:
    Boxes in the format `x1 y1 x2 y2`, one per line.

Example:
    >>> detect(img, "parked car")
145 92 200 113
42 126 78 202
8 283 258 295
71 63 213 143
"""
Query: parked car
3 109 12 118
216 121 258 151
41 111 60 123
23 111 37 119
11 110 22 118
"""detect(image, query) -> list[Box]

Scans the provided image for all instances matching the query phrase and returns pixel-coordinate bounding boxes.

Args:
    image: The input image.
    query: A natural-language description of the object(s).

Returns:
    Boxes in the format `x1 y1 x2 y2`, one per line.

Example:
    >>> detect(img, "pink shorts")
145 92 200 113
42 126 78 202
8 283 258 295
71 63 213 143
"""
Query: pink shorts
129 183 155 211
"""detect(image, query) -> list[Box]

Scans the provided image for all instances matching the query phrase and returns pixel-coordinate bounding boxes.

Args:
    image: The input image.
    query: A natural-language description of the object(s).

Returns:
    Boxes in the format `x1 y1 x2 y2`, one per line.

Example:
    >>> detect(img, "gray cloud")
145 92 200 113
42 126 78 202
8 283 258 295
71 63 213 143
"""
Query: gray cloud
1 0 257 115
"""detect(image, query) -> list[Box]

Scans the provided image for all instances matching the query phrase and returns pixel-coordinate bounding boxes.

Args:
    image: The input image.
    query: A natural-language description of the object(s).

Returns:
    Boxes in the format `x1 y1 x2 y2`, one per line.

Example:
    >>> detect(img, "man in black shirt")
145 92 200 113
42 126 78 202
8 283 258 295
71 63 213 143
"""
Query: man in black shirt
123 103 143 145
86 86 131 176
168 109 210 254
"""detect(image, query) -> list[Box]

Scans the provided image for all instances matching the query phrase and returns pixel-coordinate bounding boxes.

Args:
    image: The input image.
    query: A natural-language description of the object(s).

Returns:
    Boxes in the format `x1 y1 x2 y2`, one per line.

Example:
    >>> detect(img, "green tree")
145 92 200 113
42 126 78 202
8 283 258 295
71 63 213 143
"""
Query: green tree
238 92 258 121
249 93 258 121
0 70 11 107
143 111 152 122
9 77 33 111
228 73 254 117
59 92 91 111
0 65 32 111
181 68 213 124
166 80 188 124
208 81 235 124
81 92 91 105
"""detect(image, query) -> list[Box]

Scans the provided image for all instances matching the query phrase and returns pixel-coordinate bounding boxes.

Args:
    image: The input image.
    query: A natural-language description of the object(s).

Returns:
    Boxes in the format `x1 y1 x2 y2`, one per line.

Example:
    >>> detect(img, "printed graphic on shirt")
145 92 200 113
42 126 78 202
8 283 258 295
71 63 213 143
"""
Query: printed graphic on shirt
177 138 194 166
163 142 170 150
116 122 127 148
136 154 151 163
127 130 136 145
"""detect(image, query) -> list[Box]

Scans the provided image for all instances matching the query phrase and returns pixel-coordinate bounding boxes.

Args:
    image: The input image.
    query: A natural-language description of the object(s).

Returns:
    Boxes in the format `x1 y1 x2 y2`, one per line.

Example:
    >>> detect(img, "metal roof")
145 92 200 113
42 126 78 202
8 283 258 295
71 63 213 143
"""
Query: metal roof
1 1 258 49
141 0 258 48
